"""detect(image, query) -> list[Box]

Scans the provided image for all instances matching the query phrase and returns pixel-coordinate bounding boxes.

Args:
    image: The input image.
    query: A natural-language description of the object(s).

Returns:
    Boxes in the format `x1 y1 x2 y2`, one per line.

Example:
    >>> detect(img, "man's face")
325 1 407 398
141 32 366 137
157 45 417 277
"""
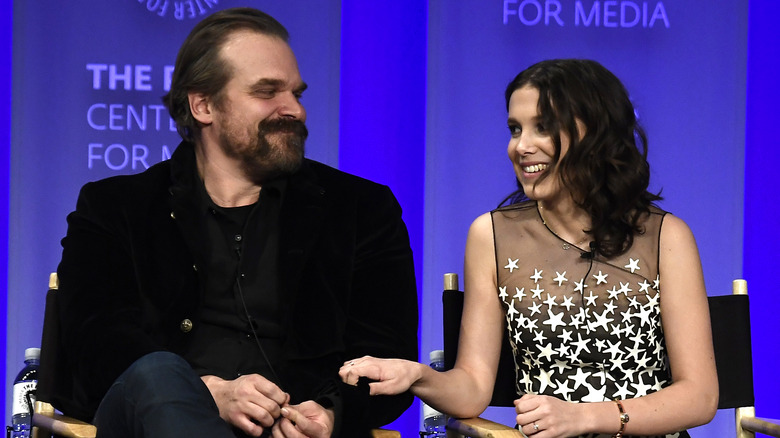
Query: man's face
209 30 308 182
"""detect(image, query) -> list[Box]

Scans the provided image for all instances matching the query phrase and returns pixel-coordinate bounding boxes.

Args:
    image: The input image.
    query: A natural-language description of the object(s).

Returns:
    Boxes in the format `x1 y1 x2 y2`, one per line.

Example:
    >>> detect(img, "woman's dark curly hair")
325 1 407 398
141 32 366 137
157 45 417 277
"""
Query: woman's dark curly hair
501 59 662 258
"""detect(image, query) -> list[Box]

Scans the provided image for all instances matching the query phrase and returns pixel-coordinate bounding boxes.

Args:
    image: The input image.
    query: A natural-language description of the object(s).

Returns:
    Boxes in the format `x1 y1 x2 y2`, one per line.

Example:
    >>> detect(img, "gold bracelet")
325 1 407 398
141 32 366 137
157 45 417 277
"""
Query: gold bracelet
613 399 629 438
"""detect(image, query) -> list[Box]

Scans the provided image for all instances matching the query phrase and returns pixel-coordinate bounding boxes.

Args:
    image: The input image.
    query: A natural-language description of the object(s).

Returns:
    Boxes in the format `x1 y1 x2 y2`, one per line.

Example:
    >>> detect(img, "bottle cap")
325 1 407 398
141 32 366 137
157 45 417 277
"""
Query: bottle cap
429 349 444 363
24 347 41 361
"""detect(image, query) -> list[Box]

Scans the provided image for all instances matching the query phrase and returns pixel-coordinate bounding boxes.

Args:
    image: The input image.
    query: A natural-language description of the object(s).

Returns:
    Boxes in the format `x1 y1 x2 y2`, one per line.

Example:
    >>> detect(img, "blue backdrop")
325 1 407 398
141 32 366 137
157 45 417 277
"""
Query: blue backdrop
3 1 777 437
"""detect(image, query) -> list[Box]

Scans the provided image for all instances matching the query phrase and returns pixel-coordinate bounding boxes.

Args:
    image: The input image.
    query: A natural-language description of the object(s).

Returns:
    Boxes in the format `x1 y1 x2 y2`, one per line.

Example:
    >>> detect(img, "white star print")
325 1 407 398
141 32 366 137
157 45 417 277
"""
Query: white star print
631 379 653 397
638 279 651 294
618 282 632 295
582 384 608 403
571 333 592 357
584 291 598 307
569 367 591 389
537 343 556 362
531 285 544 299
604 300 618 315
635 353 651 372
543 308 567 332
604 340 623 359
573 279 588 294
625 258 641 273
609 357 628 373
651 376 666 392
534 368 557 393
593 270 608 285
553 379 575 401
528 302 542 316
530 268 543 283
551 359 571 374
606 286 621 300
513 287 527 301
553 271 568 286
558 296 574 311
589 309 614 332
636 305 654 327
612 381 634 400
645 293 659 308
498 286 508 301
569 313 583 330
506 301 519 321
543 294 558 308
505 258 519 272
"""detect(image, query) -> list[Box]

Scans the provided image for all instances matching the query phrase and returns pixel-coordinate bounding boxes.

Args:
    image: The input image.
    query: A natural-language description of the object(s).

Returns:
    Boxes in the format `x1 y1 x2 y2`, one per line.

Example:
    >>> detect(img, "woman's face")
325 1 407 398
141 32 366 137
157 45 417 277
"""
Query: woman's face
506 85 573 205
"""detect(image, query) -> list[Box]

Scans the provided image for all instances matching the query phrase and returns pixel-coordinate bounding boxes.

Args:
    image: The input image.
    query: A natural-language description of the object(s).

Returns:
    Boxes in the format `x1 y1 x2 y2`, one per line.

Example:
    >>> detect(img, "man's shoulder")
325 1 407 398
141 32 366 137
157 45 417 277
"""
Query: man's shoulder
77 160 171 206
299 159 390 195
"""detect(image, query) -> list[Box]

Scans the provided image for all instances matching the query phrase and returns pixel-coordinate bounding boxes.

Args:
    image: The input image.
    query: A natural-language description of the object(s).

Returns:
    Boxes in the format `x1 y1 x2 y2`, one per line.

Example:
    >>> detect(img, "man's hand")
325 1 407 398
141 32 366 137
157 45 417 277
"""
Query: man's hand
201 374 289 437
272 401 334 438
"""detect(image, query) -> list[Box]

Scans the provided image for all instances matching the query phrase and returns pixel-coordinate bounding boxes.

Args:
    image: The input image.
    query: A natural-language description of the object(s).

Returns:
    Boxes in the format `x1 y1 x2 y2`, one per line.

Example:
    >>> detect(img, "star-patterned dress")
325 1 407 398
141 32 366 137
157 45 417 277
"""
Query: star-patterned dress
492 201 689 438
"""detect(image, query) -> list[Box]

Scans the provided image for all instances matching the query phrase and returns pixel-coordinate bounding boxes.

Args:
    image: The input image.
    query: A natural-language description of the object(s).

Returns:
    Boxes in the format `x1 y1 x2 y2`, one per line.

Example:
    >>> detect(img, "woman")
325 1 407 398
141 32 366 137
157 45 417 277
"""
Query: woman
340 59 717 437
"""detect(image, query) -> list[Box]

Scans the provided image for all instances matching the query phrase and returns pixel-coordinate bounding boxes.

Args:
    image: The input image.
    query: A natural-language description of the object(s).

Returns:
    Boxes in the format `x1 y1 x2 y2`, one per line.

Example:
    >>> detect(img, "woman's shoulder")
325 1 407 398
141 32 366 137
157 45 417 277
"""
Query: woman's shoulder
492 199 536 214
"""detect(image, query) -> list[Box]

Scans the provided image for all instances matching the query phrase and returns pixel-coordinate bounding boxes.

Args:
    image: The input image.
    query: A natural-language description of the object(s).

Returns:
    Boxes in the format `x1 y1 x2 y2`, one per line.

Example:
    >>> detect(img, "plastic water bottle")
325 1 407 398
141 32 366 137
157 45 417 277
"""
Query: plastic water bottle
11 348 40 438
421 350 446 437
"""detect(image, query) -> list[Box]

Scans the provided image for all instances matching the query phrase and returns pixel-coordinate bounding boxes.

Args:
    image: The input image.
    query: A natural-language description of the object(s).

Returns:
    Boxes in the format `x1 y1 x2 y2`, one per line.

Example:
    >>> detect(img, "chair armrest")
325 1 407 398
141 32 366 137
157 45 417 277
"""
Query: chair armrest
741 416 780 437
32 401 97 438
370 428 401 438
447 416 521 438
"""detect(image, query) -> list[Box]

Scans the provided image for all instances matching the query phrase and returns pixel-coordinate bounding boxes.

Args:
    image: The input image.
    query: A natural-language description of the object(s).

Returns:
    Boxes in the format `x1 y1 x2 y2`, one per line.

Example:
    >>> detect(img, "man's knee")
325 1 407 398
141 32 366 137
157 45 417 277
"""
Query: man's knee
117 351 201 399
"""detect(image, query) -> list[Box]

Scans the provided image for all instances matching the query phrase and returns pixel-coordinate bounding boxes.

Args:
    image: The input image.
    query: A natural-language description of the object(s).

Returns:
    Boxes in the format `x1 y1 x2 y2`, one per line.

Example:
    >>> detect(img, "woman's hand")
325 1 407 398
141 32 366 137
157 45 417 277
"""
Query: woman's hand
514 394 587 438
338 356 424 395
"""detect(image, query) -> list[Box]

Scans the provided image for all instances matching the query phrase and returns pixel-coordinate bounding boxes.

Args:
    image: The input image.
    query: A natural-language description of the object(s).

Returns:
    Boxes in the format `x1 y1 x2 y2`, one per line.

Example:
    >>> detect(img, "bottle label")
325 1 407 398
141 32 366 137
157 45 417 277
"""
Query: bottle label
12 380 37 416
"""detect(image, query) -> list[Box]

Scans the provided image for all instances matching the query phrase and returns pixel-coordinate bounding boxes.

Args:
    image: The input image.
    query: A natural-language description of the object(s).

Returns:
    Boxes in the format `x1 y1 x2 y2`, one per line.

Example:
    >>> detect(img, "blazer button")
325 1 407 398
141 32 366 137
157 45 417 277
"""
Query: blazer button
180 319 193 333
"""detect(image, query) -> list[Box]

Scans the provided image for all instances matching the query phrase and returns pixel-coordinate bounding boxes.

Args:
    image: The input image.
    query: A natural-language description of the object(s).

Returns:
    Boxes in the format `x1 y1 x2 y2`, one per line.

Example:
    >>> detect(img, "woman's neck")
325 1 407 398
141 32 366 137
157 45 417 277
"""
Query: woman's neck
537 199 592 248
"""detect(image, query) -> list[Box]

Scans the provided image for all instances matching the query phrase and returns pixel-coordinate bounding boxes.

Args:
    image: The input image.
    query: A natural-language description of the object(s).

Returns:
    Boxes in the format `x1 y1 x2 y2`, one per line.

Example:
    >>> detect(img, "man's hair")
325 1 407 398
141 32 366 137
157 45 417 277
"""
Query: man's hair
162 8 290 142
501 59 662 258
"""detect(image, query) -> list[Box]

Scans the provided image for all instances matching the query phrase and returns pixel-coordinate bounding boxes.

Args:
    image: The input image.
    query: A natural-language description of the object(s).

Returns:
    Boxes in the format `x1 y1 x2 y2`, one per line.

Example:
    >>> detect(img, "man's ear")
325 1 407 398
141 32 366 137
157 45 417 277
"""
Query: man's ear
189 92 213 125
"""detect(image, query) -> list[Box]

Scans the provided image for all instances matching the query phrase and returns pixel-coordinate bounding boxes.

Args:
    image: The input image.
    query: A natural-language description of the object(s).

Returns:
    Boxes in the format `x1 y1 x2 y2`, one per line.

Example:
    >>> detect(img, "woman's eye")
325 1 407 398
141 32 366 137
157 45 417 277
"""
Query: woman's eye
536 123 547 133
508 125 521 136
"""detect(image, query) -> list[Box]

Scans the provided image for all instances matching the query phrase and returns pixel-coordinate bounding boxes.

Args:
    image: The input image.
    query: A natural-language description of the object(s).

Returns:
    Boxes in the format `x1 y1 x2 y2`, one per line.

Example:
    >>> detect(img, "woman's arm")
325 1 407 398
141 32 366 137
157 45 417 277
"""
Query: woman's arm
340 212 505 418
619 214 718 431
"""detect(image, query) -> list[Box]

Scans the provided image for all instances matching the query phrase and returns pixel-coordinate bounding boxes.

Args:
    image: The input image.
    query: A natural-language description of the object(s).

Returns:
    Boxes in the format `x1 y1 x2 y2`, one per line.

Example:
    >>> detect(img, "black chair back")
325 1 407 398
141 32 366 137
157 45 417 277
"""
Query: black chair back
708 294 754 409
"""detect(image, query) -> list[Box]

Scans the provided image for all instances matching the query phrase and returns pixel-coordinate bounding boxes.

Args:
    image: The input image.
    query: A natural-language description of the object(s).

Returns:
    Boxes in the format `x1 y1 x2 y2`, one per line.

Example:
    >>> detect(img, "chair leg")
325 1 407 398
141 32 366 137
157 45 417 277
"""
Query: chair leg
737 406 757 438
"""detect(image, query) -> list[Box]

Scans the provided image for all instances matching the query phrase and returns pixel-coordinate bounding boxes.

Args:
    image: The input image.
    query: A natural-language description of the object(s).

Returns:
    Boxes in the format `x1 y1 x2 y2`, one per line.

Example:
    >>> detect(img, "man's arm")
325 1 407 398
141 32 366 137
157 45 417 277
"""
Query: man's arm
341 184 418 430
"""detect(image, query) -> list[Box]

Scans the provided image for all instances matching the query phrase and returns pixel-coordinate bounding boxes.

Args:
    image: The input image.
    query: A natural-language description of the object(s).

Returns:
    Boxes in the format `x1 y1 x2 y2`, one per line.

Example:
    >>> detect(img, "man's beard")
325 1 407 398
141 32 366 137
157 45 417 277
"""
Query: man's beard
220 118 308 183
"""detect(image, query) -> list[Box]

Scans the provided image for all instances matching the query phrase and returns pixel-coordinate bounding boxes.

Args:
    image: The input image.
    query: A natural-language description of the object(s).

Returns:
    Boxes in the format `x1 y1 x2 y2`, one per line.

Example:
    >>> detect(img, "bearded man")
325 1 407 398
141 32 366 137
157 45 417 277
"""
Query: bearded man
53 8 418 438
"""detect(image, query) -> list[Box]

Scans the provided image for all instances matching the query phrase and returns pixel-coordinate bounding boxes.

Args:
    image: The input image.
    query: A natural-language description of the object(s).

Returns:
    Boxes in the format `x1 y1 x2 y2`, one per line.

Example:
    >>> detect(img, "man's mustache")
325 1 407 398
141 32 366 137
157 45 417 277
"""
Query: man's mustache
258 118 309 140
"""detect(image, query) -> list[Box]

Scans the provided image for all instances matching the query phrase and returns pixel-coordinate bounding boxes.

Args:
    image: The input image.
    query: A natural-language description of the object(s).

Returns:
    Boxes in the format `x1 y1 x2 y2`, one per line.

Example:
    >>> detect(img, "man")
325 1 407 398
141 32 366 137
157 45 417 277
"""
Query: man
54 8 418 438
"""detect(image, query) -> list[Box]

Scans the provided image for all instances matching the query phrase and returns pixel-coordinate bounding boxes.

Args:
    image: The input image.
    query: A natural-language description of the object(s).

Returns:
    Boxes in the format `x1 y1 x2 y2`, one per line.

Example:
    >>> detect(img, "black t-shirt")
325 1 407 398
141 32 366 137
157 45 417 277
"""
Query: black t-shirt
183 178 286 386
